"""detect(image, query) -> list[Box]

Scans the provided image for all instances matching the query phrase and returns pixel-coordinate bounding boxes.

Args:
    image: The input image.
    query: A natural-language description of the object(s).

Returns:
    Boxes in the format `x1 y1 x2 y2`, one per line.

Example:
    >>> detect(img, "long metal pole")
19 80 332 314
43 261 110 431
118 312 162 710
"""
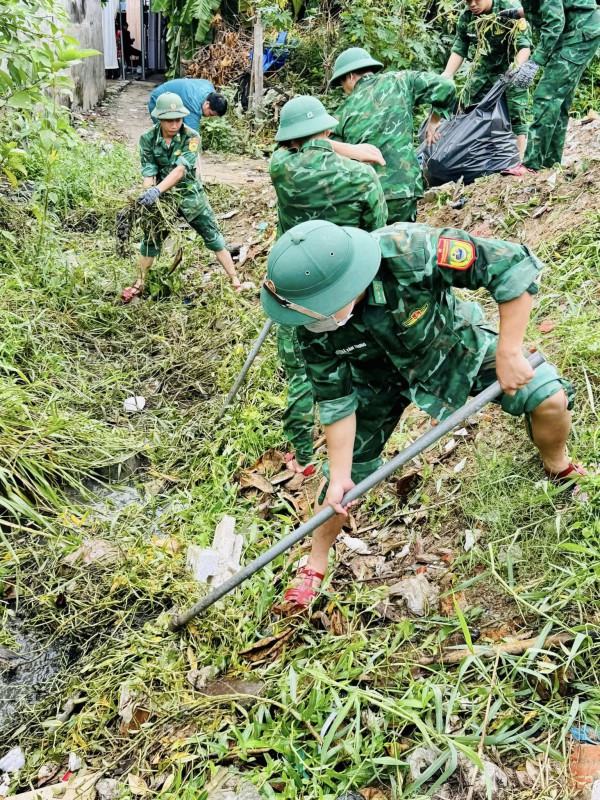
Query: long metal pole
140 0 146 80
170 351 545 629
216 319 273 421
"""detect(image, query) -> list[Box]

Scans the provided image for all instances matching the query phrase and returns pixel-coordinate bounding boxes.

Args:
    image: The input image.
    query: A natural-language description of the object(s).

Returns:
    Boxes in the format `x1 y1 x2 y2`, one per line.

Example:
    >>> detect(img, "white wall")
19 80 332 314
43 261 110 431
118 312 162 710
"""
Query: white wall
63 0 106 110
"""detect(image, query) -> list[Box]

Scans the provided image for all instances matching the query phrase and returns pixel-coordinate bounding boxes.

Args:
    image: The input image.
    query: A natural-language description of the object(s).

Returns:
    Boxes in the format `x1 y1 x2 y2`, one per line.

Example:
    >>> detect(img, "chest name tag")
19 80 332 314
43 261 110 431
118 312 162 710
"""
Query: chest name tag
437 237 476 270
371 280 387 305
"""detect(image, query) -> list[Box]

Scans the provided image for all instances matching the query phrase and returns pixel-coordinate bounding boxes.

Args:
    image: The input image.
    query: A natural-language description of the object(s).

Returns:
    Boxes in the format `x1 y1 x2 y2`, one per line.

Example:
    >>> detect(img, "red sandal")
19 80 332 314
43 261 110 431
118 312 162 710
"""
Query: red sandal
121 283 144 303
284 452 316 477
274 567 325 614
544 462 587 483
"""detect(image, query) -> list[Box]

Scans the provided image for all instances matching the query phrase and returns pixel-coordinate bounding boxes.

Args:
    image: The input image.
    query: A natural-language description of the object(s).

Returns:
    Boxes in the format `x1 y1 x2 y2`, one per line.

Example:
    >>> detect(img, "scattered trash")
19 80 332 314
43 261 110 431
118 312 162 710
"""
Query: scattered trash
538 319 557 333
203 767 261 800
335 793 366 800
0 748 25 773
63 539 123 568
123 395 146 413
186 515 243 588
187 664 219 690
453 457 467 474
6 773 99 800
37 763 60 787
388 574 440 617
95 778 120 800
219 209 239 219
257 222 268 232
547 171 558 189
118 684 151 735
128 774 149 797
67 754 82 773
407 746 441 780
592 779 600 800
464 530 476 551
458 753 508 797
571 724 600 744
570 742 600 791
339 534 371 555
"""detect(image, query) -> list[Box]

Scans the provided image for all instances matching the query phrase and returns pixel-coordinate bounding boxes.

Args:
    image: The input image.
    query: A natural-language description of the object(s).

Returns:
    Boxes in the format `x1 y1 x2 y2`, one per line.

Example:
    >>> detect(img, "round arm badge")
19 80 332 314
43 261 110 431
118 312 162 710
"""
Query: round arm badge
437 237 476 270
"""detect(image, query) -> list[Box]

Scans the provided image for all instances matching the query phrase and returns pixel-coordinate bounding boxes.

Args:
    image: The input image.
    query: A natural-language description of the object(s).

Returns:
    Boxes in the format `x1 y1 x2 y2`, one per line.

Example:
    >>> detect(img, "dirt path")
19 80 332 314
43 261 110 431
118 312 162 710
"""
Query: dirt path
85 80 270 189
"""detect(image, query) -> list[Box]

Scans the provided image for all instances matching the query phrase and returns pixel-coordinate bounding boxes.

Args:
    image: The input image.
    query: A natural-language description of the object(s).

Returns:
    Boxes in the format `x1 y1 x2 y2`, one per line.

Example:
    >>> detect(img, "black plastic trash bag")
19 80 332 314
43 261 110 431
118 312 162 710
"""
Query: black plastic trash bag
417 79 520 185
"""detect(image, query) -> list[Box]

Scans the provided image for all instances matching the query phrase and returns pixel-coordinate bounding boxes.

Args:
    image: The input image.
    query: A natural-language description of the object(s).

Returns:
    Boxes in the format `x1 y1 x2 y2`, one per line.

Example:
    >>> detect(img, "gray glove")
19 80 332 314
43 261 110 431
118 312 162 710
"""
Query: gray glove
497 7 522 19
507 59 540 88
137 186 161 207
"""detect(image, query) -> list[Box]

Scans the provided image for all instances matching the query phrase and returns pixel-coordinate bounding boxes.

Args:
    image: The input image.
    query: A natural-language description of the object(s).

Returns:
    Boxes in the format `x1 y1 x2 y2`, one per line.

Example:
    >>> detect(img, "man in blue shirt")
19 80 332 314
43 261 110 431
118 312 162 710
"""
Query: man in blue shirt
148 79 227 132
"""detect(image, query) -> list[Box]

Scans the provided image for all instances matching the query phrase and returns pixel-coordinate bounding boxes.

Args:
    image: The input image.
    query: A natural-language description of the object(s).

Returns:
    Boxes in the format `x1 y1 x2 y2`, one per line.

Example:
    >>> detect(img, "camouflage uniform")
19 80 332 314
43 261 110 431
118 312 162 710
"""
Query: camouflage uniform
523 0 600 169
138 123 225 256
331 72 456 222
296 223 574 488
452 0 531 135
270 138 388 464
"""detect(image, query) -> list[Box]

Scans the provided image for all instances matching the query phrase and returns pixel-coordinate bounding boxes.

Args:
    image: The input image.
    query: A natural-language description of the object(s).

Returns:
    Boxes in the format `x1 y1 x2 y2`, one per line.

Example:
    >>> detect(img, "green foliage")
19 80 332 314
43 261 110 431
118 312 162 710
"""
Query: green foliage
572 55 600 115
200 87 250 152
151 0 222 77
0 0 98 184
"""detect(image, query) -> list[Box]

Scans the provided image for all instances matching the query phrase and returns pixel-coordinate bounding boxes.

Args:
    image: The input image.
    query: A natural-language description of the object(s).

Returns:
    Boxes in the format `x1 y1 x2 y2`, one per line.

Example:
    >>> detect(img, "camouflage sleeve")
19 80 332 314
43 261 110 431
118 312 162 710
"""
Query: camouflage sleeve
296 328 358 426
410 72 457 119
513 11 532 50
452 12 471 57
269 149 290 238
530 0 565 66
139 132 158 178
361 168 388 231
434 228 542 302
175 135 200 177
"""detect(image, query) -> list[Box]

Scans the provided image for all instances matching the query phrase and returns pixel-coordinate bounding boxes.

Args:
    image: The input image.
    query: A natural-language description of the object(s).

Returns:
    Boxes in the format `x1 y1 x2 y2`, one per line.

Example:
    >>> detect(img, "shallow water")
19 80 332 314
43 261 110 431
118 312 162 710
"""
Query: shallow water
0 618 65 729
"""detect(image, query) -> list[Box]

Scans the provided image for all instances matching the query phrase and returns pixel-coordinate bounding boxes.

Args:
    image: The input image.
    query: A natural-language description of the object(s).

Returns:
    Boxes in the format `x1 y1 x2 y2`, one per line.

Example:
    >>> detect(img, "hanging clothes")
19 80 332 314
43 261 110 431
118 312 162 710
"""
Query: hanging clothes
127 0 143 53
101 0 119 70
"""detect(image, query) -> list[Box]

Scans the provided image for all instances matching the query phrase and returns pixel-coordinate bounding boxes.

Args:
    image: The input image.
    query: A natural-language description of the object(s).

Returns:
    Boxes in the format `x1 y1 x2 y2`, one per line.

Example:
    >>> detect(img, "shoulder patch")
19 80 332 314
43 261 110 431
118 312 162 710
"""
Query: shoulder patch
189 138 199 153
437 237 476 270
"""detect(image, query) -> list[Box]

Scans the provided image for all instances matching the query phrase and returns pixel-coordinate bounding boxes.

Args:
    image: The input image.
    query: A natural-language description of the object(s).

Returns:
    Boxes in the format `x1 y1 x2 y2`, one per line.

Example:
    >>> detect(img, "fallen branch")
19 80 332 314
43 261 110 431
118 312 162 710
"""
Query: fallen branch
420 632 576 666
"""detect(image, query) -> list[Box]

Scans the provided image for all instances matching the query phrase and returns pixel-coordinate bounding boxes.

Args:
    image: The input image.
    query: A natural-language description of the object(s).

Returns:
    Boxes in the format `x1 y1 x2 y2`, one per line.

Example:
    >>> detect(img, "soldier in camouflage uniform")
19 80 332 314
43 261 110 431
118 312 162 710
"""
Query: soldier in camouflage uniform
329 47 456 223
501 0 600 171
270 95 388 473
121 92 247 302
439 0 532 160
261 220 585 609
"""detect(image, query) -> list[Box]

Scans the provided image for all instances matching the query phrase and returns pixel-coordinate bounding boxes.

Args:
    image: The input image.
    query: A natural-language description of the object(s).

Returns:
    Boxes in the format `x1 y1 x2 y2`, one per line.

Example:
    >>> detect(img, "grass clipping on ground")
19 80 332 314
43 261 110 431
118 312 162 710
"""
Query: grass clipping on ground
0 135 598 800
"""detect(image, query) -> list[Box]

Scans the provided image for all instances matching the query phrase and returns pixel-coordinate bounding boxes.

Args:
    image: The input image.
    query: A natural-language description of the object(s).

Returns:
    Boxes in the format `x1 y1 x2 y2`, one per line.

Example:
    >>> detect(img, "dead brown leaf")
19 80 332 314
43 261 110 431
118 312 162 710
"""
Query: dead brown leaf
238 470 275 494
251 448 285 474
359 789 388 800
538 319 556 334
239 627 295 665
395 469 423 497
347 555 386 581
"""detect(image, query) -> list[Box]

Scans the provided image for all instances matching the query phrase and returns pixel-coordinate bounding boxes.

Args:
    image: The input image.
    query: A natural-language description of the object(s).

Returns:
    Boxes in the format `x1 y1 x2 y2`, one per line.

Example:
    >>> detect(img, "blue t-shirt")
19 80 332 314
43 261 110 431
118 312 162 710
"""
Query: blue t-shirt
148 78 215 131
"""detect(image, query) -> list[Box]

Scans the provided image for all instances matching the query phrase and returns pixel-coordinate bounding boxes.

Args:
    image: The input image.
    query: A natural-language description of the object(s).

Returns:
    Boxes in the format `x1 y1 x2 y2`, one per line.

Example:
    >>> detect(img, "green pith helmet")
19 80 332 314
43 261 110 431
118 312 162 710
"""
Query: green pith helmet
275 96 339 142
151 92 190 120
261 220 381 326
330 47 384 86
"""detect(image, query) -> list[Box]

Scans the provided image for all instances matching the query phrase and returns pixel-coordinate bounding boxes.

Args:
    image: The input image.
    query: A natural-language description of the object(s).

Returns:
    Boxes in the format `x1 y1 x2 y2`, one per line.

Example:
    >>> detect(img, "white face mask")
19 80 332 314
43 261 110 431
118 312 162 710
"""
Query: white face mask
304 301 354 333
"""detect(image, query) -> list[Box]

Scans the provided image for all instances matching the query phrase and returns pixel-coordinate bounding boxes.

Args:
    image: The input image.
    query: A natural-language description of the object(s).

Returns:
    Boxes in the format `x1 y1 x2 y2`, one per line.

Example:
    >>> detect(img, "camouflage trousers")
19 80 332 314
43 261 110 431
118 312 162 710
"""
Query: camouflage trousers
524 34 600 170
277 324 315 465
463 70 530 136
386 197 418 224
320 331 574 500
140 185 226 257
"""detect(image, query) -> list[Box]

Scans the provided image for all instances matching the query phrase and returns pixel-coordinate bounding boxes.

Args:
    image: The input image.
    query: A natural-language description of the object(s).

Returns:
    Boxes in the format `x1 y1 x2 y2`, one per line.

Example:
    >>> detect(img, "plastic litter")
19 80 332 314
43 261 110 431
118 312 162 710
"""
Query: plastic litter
0 748 25 773
570 724 600 744
186 515 243 588
339 534 371 555
95 778 120 800
123 396 146 413
204 768 261 800
407 746 441 780
388 574 439 617
464 530 476 551
417 80 520 185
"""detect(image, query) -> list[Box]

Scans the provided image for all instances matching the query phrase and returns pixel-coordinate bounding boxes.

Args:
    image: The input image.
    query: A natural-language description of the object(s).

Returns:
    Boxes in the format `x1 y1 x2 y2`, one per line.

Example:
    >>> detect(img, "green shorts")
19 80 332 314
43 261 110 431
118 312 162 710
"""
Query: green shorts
318 337 573 502
140 185 226 257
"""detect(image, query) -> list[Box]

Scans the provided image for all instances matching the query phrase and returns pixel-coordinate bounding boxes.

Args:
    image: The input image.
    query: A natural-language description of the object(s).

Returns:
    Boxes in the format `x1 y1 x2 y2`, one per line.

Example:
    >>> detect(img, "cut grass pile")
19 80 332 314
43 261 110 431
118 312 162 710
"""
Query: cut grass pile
0 134 598 800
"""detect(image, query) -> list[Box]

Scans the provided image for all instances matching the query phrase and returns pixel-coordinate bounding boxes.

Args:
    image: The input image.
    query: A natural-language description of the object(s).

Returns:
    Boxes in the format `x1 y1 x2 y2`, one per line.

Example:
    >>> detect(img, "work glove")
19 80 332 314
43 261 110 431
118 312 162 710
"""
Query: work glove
496 7 522 19
137 186 161 207
506 59 540 88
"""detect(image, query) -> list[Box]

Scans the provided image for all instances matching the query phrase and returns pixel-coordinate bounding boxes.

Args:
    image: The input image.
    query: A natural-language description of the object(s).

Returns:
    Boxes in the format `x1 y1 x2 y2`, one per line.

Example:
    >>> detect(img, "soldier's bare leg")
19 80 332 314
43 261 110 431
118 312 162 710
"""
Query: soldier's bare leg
529 389 571 474
304 482 346 578
122 254 154 302
214 248 245 290
516 134 527 161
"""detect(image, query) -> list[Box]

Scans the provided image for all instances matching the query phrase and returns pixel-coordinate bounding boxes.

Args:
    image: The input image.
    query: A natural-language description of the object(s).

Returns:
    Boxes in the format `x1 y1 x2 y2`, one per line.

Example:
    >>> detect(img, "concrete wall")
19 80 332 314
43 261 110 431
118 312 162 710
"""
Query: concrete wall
63 0 106 110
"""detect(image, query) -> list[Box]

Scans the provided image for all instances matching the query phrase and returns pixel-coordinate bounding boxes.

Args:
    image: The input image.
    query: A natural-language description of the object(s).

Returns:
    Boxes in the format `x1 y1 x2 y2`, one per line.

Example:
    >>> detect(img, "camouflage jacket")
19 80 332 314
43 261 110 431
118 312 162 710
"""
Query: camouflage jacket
296 223 543 424
452 0 531 73
522 0 600 66
269 139 388 235
139 123 200 192
330 71 456 201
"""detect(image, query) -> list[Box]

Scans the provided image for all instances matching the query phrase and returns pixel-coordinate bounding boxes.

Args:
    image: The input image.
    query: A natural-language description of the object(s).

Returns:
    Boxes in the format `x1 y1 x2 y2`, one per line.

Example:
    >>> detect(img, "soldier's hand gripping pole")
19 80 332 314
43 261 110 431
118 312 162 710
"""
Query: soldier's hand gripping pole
170 351 545 630
216 319 273 422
